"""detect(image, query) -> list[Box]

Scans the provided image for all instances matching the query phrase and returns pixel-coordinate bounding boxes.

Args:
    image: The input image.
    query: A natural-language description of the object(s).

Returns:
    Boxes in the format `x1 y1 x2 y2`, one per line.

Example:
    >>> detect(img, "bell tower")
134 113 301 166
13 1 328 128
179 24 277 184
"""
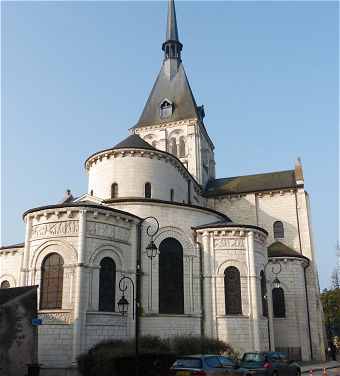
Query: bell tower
131 0 215 187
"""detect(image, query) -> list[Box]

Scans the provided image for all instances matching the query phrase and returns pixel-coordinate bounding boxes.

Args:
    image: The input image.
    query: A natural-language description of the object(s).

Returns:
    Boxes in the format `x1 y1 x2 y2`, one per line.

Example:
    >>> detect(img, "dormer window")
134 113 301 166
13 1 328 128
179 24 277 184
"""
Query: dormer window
160 99 173 119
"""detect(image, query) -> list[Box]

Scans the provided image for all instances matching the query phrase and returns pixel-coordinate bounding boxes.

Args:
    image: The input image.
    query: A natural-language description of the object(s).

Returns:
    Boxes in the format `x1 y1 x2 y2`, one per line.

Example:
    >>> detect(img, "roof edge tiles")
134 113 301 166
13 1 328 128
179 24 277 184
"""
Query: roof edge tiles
192 221 268 235
0 242 25 250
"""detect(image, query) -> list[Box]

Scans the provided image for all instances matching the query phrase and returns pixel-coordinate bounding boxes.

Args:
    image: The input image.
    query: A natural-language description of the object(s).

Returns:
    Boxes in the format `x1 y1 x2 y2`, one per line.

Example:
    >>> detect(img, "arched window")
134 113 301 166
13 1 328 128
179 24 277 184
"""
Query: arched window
273 221 284 239
111 183 118 199
99 257 116 312
145 182 151 198
260 271 268 317
224 266 242 315
170 138 177 156
40 253 64 309
0 280 10 289
179 136 185 157
159 238 184 314
272 287 286 318
170 189 174 202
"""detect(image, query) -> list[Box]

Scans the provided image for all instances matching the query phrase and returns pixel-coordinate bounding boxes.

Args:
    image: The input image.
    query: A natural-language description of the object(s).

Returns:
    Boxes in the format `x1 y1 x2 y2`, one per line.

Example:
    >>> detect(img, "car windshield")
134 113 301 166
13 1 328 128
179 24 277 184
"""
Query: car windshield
243 353 265 362
173 358 203 369
219 356 235 367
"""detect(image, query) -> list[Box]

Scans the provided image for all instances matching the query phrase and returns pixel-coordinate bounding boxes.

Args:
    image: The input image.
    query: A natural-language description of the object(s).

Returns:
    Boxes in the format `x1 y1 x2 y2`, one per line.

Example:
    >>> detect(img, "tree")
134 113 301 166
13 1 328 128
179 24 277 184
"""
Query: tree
321 287 340 339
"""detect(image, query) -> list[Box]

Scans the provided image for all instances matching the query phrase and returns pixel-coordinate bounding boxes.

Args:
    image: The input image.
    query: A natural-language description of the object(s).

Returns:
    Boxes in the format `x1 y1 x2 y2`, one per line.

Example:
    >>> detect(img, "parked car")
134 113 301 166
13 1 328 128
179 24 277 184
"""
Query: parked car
169 354 253 376
239 352 301 376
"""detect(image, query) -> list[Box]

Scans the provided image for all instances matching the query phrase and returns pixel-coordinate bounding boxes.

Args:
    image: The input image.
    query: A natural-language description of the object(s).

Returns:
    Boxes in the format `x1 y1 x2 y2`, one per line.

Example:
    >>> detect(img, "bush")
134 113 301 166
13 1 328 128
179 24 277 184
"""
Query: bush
170 335 234 356
77 335 235 376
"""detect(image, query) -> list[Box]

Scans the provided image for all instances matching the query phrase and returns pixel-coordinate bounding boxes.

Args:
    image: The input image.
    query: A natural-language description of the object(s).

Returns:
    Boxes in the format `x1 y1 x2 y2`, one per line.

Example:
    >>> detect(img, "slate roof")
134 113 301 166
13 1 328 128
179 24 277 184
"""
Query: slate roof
192 220 268 235
134 62 200 128
268 241 309 261
113 134 156 151
205 170 297 196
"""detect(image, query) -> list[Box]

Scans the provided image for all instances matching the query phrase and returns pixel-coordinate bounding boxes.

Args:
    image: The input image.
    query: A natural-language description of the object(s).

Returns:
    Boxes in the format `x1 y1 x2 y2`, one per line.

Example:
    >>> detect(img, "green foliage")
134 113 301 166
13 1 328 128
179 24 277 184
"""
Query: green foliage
321 287 340 339
77 335 235 376
170 335 234 357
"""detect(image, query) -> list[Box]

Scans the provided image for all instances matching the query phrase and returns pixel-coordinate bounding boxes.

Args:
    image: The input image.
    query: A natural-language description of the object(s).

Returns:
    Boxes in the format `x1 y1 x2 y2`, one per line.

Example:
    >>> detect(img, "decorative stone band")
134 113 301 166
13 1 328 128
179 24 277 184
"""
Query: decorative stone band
195 225 267 246
39 310 72 325
85 147 202 195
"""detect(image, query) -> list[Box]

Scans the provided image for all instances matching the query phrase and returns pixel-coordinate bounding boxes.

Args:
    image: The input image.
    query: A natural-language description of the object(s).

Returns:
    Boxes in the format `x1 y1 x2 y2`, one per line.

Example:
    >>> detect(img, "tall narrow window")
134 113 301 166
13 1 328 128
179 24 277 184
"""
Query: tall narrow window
273 221 284 239
90 190 94 196
170 138 177 156
187 180 191 204
99 257 116 312
170 189 174 202
260 271 268 317
111 183 118 199
0 280 10 289
40 253 64 309
145 182 152 198
159 238 184 314
179 137 185 157
224 266 242 315
272 287 286 318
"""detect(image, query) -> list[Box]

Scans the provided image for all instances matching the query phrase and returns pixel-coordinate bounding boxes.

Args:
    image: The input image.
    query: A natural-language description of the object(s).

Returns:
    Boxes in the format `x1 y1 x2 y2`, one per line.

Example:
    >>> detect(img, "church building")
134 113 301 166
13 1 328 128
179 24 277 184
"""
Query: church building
0 0 325 370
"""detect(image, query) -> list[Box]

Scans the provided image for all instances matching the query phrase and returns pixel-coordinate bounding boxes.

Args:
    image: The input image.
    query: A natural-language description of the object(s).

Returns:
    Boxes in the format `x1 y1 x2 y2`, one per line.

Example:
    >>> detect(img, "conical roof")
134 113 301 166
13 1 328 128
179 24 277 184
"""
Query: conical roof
135 63 200 128
134 0 200 128
113 134 156 150
268 241 309 260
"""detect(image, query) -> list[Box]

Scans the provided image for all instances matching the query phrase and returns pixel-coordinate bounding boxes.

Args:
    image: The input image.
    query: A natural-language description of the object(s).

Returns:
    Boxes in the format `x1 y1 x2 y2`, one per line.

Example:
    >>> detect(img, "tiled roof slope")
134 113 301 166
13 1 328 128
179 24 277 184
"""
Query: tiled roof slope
205 170 297 196
113 134 156 150
268 241 309 261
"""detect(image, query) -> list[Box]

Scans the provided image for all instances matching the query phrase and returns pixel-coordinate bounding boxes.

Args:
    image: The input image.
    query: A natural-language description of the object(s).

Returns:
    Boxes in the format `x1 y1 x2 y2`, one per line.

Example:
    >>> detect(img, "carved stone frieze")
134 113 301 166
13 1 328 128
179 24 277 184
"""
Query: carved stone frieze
214 237 245 250
39 311 72 325
31 221 79 240
87 221 130 243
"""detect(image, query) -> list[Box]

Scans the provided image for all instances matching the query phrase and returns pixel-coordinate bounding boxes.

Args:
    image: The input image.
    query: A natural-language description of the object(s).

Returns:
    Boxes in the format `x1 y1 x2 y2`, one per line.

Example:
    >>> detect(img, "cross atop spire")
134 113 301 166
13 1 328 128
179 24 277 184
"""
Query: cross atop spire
162 0 182 61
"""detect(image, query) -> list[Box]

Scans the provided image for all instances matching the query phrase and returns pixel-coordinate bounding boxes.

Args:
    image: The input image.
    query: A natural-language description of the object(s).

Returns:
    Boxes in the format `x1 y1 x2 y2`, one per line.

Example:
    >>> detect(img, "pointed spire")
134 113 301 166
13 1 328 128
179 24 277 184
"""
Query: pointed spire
162 0 183 61
166 0 179 41
295 157 304 186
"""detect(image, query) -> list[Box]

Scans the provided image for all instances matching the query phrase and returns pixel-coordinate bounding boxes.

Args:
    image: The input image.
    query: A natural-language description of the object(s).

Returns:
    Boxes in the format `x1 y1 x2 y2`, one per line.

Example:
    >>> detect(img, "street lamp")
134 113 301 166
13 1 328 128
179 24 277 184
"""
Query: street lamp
143 217 160 311
117 216 160 376
263 260 282 351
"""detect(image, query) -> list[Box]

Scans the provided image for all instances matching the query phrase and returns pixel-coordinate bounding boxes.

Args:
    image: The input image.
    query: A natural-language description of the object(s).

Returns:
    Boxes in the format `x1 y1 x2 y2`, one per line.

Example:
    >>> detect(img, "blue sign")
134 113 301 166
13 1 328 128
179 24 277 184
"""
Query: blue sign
32 318 42 326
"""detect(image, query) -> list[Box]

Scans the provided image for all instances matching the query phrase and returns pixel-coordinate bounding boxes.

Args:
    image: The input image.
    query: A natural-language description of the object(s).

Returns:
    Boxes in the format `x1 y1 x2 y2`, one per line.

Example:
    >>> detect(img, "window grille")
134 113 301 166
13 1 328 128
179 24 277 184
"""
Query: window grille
99 257 116 312
40 253 64 309
145 182 152 198
159 238 184 314
272 287 286 318
160 100 173 119
179 137 185 157
0 280 10 289
224 266 242 315
273 221 284 238
111 183 118 199
170 138 177 156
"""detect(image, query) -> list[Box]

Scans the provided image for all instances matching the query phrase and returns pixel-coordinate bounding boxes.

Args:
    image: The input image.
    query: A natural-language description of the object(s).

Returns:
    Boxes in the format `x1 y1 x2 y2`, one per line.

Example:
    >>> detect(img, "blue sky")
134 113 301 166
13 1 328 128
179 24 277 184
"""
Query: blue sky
1 1 338 289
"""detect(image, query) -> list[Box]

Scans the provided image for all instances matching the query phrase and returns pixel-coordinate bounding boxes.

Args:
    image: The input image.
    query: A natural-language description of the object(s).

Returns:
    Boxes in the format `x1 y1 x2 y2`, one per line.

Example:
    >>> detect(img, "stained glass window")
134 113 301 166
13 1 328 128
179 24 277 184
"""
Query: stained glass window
159 238 184 314
272 287 286 318
40 253 64 309
99 257 116 312
224 266 242 315
273 221 284 239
